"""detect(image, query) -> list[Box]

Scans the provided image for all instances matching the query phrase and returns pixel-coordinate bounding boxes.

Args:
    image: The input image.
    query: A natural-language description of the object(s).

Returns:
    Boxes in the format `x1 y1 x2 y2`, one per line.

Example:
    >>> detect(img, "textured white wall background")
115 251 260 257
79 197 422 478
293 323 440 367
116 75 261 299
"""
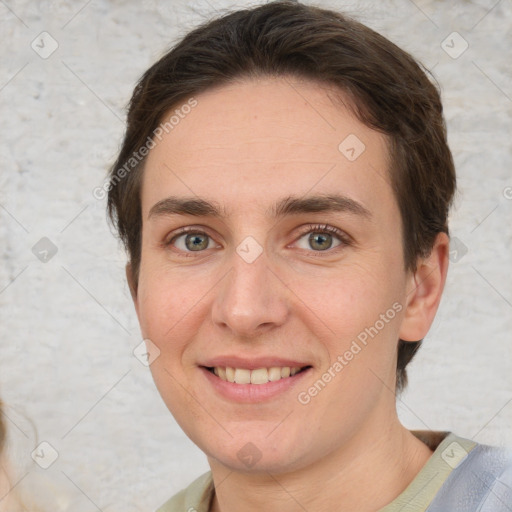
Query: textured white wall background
0 0 511 510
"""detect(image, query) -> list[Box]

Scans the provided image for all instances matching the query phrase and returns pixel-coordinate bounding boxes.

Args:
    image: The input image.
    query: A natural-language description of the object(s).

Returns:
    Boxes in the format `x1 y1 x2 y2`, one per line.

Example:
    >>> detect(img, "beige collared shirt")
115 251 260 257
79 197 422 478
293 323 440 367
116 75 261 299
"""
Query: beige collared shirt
156 431 479 512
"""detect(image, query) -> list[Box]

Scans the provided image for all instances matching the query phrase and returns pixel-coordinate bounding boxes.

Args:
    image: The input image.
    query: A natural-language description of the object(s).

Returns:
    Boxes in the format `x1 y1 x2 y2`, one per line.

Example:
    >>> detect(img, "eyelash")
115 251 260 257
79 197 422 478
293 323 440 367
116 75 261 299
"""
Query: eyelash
165 223 351 258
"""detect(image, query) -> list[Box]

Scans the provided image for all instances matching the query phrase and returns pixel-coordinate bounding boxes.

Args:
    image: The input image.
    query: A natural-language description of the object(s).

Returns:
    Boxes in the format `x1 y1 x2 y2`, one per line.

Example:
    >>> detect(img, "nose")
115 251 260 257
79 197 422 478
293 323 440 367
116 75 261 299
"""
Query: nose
211 244 289 339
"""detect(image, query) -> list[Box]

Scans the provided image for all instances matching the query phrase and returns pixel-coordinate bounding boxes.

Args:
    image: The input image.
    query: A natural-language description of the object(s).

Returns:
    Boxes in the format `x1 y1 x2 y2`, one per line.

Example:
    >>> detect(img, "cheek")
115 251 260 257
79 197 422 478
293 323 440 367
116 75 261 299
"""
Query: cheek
136 264 203 352
293 260 398 330
290 258 405 378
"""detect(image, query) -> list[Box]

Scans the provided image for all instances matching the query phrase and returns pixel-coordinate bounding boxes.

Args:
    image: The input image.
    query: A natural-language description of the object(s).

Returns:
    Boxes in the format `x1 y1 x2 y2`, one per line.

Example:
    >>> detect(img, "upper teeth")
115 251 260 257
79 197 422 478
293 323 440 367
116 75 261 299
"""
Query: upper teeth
213 366 303 384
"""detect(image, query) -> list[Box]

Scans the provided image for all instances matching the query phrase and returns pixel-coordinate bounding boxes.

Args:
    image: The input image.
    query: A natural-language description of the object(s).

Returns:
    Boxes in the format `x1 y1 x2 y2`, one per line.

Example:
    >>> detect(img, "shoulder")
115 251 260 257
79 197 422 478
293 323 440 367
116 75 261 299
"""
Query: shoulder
427 434 512 511
156 471 214 512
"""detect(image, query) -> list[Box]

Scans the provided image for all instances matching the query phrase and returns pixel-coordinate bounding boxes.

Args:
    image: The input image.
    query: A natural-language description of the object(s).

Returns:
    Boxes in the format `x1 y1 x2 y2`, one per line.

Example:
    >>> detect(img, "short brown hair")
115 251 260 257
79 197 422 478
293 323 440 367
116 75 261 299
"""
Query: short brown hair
107 1 456 392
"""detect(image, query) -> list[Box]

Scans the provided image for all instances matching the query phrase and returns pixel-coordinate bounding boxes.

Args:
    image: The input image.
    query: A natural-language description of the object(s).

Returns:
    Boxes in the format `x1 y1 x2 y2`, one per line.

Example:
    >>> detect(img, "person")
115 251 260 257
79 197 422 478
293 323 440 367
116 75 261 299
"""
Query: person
0 400 26 512
106 1 512 510
0 401 12 511
0 398 62 511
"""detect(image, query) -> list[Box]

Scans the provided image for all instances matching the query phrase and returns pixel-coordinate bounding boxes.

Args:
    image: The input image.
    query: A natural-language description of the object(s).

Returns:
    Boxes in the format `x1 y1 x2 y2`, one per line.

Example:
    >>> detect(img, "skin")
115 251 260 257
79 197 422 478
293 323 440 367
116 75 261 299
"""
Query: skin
0 457 22 512
128 76 449 511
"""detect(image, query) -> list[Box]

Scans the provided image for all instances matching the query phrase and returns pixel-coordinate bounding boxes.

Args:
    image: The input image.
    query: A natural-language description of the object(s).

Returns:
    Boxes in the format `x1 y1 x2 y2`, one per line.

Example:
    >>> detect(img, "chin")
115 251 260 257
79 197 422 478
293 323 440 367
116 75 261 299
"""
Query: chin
199 432 311 474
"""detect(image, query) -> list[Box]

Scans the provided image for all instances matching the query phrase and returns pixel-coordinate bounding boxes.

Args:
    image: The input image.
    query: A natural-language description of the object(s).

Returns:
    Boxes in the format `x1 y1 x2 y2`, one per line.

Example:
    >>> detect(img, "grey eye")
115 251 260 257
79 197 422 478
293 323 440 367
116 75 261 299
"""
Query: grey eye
175 232 212 251
295 232 341 251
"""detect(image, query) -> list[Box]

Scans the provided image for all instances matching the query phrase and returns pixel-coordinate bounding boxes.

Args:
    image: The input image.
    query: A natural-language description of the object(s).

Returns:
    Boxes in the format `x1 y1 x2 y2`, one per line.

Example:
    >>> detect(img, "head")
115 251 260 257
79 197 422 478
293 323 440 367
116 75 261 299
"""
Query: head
0 400 21 511
107 1 455 472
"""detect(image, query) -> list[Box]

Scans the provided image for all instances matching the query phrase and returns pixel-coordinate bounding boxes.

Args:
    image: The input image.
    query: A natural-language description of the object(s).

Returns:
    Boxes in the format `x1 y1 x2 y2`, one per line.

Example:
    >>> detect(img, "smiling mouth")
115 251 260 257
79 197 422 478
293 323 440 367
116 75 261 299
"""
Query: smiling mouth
204 365 312 384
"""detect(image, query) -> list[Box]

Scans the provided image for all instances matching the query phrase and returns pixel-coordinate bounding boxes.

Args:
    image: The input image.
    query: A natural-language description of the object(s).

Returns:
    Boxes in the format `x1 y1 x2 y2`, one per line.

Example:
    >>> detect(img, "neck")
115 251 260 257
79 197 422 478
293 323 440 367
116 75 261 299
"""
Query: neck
207 418 433 512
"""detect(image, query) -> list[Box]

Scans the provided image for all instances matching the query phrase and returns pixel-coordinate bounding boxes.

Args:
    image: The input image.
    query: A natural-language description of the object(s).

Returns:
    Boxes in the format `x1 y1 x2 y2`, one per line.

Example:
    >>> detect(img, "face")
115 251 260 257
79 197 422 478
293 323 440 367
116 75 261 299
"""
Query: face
132 76 417 473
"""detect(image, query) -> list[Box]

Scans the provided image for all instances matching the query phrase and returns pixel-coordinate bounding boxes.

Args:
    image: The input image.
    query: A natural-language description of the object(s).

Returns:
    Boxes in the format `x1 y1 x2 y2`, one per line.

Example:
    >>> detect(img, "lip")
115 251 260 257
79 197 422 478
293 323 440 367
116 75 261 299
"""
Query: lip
199 365 312 403
199 355 311 370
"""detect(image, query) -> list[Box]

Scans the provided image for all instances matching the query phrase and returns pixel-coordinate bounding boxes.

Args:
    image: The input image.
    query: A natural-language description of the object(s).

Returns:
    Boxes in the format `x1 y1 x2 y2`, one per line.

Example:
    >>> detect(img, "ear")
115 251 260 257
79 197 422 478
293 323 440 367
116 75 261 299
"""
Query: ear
126 262 139 314
399 232 450 342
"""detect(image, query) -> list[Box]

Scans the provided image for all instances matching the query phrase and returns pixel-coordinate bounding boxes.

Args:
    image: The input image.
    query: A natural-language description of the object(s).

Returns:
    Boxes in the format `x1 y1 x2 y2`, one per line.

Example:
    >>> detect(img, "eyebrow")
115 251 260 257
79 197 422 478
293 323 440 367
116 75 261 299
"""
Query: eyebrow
148 193 372 221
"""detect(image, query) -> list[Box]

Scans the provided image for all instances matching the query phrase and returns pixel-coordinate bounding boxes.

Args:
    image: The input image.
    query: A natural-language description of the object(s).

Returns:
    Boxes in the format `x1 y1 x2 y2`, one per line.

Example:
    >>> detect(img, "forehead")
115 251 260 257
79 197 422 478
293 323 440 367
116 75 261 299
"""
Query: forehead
142 76 395 221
